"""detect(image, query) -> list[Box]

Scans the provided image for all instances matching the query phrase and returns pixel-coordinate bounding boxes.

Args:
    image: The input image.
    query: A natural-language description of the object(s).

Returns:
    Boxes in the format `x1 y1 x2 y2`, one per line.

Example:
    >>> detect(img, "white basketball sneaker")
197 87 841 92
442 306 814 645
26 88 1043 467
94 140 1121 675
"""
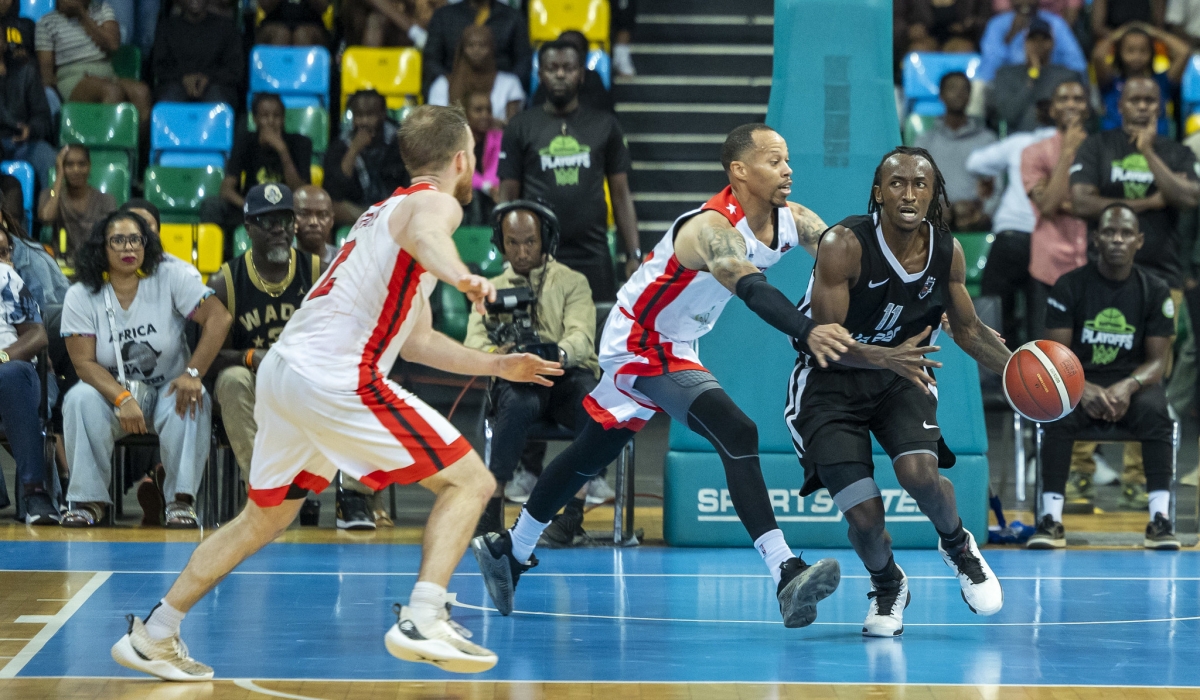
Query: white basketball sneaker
939 529 1003 615
385 603 498 673
863 565 910 637
111 615 214 681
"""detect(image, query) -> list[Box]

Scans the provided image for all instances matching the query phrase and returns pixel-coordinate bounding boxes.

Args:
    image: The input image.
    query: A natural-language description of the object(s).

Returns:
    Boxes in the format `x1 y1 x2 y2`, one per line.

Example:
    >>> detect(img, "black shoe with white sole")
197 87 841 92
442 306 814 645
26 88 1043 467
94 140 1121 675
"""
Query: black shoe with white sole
470 531 537 616
336 490 376 531
776 556 841 629
1026 515 1066 549
1145 513 1181 550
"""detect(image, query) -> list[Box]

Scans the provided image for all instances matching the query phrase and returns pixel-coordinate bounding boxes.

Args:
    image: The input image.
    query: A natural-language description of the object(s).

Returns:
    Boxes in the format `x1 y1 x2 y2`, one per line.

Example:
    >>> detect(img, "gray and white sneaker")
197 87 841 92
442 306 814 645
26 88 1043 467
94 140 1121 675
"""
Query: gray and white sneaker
111 615 214 681
1144 513 1181 550
385 603 497 673
1026 515 1066 549
584 475 616 505
776 556 841 628
470 531 537 616
504 469 537 503
863 566 910 637
940 529 1003 616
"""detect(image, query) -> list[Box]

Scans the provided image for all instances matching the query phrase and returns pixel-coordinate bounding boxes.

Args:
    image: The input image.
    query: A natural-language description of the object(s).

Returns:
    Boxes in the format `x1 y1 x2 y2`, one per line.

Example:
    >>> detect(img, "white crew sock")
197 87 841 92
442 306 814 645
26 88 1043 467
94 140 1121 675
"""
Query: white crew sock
1148 490 1170 520
754 529 794 586
407 581 447 624
144 599 186 641
1042 492 1064 523
509 509 550 564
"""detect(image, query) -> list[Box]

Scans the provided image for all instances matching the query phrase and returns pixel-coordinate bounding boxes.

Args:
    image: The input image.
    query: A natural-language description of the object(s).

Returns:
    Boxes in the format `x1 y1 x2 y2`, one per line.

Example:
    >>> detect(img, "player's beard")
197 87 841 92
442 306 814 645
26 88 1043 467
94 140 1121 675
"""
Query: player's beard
453 170 474 205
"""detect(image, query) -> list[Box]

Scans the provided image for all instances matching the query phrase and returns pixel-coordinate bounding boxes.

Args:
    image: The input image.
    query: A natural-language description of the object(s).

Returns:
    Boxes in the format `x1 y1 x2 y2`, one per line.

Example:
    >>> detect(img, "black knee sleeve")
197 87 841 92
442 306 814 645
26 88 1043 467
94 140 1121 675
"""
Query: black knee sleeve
523 418 635 523
685 388 777 541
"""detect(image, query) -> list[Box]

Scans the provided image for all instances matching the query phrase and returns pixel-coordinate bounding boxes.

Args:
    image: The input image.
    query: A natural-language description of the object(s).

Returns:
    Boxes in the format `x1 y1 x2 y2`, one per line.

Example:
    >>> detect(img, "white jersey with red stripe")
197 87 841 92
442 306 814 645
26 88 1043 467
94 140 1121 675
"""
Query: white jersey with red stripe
271 183 439 392
584 186 801 430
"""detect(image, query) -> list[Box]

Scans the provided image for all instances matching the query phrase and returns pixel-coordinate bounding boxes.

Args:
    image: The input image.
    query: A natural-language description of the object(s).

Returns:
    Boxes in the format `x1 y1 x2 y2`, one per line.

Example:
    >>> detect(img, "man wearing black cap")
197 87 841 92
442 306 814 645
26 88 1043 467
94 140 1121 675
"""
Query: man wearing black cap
986 16 1087 135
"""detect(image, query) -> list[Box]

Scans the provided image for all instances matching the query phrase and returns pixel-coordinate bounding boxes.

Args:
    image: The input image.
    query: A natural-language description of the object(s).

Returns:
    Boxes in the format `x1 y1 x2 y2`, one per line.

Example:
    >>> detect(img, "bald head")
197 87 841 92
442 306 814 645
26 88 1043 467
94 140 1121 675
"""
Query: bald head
294 186 335 257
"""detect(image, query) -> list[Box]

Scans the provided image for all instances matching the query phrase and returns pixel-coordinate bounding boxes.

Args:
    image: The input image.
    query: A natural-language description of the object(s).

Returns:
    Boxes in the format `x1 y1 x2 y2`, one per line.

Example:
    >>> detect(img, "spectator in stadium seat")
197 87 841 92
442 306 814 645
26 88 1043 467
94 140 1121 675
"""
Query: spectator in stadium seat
1167 0 1200 47
3 209 68 309
0 28 56 190
36 145 117 263
256 0 329 46
531 30 615 115
968 103 1057 347
1 0 37 64
427 25 524 123
150 0 243 105
34 0 152 126
342 0 442 48
978 0 1087 82
422 0 531 93
986 18 1085 134
994 0 1082 25
464 202 600 543
914 71 997 231
0 228 57 524
499 40 640 302
59 211 232 528
107 0 157 54
1093 0 1165 40
293 185 337 264
467 90 502 199
321 89 407 227
203 93 311 254
1032 204 1179 550
894 0 991 56
1093 23 1189 135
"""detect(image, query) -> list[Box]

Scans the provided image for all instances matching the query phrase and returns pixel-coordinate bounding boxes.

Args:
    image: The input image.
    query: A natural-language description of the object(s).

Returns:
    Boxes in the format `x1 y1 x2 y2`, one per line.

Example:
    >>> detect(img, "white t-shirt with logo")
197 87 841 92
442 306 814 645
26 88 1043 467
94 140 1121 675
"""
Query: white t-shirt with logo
1 263 41 350
60 262 214 388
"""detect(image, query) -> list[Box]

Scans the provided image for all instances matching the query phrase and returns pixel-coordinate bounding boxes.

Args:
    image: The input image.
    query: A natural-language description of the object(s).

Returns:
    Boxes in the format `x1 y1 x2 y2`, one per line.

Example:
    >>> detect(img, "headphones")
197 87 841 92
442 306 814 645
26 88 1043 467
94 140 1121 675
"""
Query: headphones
492 199 560 259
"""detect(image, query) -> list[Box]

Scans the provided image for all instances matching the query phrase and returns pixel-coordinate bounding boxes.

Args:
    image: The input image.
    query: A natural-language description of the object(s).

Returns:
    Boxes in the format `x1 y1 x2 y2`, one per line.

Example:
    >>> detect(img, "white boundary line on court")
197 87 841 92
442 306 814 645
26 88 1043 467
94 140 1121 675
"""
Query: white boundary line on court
0 571 111 679
233 679 324 699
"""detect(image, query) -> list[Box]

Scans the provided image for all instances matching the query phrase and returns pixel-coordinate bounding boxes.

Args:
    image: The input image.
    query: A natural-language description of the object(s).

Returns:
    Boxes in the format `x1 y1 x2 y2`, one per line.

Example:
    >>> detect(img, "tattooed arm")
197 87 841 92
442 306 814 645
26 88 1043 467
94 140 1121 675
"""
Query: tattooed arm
788 201 829 257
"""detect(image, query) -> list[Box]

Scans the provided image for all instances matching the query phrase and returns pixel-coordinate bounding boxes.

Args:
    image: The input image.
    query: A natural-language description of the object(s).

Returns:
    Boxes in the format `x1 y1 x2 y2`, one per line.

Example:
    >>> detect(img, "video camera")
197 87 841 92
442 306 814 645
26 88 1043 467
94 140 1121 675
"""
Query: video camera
483 287 560 361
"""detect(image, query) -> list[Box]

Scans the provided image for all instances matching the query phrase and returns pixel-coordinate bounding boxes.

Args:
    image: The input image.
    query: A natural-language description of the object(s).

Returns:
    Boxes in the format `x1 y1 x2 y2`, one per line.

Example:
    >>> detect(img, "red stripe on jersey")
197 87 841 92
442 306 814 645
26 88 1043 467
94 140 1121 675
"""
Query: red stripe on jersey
627 255 697 354
583 394 650 432
358 376 472 480
247 470 331 507
701 186 743 226
357 250 424 387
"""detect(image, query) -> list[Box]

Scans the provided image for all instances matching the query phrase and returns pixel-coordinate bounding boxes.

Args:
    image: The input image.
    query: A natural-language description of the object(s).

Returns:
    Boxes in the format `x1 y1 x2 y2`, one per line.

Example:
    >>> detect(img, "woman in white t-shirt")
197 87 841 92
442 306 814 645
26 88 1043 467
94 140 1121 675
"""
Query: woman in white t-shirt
426 24 525 122
59 212 233 528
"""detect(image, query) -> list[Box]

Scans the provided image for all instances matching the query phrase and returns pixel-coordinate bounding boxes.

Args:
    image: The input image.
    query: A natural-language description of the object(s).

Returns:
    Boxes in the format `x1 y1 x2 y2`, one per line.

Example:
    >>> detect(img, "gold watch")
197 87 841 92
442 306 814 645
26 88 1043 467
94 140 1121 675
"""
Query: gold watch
0 350 9 363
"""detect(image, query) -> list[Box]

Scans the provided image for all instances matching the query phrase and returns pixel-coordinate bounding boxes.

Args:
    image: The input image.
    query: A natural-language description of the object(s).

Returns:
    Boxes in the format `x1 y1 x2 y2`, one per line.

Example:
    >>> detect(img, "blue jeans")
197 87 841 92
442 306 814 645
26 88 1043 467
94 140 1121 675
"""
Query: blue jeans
107 0 161 52
0 360 46 493
1 139 57 191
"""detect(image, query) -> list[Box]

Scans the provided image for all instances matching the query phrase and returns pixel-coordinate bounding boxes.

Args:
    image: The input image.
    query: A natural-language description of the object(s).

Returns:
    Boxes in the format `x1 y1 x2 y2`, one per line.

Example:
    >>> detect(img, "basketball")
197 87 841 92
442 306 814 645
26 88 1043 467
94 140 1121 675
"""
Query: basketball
1002 340 1085 422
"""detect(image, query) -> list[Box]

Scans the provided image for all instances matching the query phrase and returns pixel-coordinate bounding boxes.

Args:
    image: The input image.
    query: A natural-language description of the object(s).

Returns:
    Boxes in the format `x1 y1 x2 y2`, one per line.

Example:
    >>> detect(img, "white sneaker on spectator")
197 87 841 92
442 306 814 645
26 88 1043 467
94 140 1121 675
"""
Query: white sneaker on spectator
939 529 1003 615
585 475 616 505
504 469 537 504
111 615 213 681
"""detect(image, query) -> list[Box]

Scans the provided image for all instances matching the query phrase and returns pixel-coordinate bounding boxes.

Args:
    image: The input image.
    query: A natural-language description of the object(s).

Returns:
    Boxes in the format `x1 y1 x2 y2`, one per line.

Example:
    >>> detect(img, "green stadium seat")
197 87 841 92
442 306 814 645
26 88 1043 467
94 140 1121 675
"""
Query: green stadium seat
452 226 504 278
335 225 352 247
48 161 132 206
112 45 141 80
954 231 993 297
902 114 937 146
433 281 470 341
250 106 330 159
60 102 139 150
233 225 250 256
145 166 224 223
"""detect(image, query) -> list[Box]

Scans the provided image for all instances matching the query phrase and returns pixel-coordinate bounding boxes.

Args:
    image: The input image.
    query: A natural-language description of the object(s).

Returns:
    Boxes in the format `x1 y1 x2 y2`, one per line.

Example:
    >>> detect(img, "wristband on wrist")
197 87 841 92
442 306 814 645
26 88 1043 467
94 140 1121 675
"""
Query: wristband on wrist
1131 375 1144 387
113 390 132 408
245 348 255 370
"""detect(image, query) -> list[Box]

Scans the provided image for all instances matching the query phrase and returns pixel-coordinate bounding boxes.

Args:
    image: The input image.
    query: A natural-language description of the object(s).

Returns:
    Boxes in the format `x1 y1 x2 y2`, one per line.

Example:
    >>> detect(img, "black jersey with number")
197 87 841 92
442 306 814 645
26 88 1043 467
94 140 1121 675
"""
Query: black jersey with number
796 214 955 363
220 249 321 351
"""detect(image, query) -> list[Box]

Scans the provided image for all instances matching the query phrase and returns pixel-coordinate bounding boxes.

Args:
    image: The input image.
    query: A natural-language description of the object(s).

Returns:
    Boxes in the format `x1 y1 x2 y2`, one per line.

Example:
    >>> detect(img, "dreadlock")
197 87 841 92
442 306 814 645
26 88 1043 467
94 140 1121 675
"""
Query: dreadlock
867 146 950 234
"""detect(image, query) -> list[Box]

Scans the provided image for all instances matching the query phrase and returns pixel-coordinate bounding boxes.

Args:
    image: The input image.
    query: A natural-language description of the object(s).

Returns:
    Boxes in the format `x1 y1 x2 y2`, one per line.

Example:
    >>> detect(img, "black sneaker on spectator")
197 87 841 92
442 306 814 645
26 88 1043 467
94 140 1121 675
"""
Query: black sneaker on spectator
1026 515 1066 549
336 490 376 530
1144 513 1181 550
299 497 321 526
540 504 589 547
24 490 61 525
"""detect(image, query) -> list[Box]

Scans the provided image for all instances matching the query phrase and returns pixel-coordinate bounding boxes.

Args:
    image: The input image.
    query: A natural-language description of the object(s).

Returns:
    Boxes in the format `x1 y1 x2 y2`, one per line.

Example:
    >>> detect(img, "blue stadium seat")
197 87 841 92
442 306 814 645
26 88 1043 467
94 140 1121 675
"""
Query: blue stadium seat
530 49 611 96
19 0 54 22
902 52 981 117
0 161 34 235
249 46 331 109
151 102 235 169
1182 55 1200 116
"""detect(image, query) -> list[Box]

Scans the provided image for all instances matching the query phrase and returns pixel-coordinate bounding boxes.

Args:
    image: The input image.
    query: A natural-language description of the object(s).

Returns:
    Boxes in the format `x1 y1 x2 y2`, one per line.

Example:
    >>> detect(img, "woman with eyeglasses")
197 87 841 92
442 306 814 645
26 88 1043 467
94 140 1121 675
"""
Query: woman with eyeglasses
58 211 232 527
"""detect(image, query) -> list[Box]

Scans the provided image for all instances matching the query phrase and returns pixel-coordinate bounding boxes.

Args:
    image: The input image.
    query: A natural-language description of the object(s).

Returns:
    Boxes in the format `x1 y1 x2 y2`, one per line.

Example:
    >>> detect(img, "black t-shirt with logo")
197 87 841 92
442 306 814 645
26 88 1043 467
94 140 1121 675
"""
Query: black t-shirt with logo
226 130 313 196
1070 129 1199 288
1045 261 1175 386
497 104 631 267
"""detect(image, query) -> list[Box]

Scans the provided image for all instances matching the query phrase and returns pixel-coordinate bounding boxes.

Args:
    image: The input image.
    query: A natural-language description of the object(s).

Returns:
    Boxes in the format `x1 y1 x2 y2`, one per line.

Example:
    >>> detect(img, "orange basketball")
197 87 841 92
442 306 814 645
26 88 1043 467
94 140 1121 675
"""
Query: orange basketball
1002 340 1085 422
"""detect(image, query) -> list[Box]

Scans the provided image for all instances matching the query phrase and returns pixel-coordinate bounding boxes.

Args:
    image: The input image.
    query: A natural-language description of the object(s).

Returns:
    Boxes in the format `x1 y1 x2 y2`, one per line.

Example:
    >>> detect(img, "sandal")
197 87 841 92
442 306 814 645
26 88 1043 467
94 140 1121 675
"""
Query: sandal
165 501 199 529
61 502 106 528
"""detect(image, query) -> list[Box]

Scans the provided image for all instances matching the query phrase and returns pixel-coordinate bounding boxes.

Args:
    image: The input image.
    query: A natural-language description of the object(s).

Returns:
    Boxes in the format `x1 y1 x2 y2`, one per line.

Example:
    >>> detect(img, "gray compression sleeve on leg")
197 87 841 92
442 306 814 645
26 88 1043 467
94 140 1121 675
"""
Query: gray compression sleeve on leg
735 273 815 351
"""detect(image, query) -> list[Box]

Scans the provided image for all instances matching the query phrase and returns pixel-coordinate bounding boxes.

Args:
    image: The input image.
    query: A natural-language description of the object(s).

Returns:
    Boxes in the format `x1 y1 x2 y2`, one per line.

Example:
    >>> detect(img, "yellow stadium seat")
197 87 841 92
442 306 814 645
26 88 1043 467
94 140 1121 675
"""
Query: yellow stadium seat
341 47 422 113
311 163 324 188
160 223 225 274
1187 113 1200 136
159 223 193 267
528 0 610 48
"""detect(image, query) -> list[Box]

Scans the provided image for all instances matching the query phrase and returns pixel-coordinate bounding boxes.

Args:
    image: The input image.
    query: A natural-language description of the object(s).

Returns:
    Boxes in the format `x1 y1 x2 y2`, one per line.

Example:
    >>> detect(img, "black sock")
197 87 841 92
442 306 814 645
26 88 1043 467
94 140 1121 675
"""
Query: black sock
937 519 967 551
867 556 902 585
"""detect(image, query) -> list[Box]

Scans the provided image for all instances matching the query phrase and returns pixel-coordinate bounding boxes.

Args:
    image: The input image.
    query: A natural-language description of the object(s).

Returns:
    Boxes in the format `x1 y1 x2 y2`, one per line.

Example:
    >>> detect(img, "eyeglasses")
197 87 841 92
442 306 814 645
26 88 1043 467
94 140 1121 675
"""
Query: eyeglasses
249 215 293 232
108 234 147 250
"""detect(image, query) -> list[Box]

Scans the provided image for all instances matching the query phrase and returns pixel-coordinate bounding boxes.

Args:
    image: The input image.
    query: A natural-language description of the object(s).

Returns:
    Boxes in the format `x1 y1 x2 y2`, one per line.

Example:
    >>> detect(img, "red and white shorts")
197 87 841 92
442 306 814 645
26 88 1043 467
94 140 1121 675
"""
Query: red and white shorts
583 307 707 432
247 351 472 507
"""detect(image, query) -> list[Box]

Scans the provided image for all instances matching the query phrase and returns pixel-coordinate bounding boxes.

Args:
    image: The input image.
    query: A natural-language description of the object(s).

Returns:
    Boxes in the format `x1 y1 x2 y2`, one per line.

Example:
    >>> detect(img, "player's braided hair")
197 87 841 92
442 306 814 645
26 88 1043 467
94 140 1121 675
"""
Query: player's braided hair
867 146 950 234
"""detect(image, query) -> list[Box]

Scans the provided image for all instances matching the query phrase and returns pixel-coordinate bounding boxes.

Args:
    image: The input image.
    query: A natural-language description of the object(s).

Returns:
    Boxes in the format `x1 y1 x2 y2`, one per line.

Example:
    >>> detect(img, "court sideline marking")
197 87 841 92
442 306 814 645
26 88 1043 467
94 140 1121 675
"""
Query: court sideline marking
233 679 324 699
0 571 112 678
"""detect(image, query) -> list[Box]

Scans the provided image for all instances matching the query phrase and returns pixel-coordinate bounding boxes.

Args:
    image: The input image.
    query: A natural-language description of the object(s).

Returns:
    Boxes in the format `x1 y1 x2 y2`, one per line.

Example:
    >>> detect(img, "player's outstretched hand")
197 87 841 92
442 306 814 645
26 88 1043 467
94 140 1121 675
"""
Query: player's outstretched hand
495 353 565 387
457 274 497 314
807 323 853 368
883 326 942 395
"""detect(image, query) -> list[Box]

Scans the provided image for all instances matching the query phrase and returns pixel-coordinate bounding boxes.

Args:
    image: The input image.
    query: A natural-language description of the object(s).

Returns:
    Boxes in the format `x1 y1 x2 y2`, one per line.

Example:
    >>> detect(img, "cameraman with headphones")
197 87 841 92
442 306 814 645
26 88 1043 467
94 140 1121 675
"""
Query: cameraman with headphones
465 200 600 544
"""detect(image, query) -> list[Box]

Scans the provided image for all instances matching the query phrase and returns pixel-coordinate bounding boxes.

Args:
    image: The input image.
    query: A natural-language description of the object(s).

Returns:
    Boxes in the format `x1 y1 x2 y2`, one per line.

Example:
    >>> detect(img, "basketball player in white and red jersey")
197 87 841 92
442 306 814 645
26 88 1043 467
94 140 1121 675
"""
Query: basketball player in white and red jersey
473 123 857 628
112 106 562 680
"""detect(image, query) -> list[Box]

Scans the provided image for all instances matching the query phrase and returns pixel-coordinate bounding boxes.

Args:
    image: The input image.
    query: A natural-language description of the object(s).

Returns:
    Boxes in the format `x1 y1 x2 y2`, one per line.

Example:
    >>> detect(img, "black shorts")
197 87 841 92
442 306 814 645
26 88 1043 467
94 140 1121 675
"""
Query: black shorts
784 364 955 497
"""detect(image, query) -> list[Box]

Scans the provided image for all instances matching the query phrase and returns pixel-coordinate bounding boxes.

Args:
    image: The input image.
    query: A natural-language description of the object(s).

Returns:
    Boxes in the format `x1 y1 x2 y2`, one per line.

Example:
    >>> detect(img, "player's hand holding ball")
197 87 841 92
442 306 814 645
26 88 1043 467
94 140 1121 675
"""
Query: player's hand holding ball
457 274 497 314
1003 340 1084 421
806 323 853 368
495 352 564 387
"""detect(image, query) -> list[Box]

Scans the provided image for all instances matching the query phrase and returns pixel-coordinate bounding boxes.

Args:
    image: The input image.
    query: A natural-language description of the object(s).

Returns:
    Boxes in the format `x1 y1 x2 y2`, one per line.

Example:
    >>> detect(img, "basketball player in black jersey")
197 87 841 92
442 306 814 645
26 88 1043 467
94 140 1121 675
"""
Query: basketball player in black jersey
788 147 1012 636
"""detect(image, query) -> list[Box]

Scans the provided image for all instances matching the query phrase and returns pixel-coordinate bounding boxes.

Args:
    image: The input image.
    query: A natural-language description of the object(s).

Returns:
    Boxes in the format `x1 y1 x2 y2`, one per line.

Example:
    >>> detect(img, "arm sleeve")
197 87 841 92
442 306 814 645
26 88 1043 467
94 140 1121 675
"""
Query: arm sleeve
604 117 632 176
169 263 216 319
554 269 597 368
496 121 523 182
1146 281 1176 337
59 285 97 337
735 273 816 348
1068 135 1100 187
1044 276 1075 329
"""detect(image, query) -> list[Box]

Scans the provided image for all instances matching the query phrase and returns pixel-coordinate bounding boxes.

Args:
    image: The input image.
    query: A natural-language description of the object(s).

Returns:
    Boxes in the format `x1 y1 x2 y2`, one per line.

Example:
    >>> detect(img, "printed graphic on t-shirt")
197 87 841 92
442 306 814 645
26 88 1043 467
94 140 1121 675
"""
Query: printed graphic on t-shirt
539 134 591 186
1109 153 1154 199
1081 308 1136 365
